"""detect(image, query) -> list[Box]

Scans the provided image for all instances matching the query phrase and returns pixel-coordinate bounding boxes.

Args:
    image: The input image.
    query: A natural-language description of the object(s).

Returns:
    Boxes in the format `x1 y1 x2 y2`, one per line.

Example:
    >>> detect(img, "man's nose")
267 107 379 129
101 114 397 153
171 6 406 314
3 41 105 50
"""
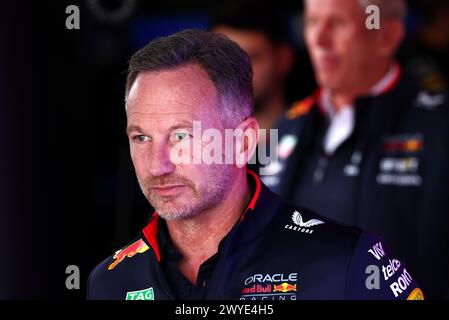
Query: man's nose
314 23 333 50
148 142 175 177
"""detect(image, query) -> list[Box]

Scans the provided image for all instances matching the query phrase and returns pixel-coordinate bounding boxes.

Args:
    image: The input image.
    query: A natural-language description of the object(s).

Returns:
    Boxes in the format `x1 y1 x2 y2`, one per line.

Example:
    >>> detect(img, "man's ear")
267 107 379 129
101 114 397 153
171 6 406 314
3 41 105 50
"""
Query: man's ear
234 117 259 168
377 20 405 58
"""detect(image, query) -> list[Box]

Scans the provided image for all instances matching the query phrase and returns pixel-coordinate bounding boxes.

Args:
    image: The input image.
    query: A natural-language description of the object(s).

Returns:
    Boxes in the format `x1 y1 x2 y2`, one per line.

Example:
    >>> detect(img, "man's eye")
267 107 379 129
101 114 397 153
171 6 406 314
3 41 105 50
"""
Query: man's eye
331 17 346 27
170 132 190 142
305 16 319 28
133 135 150 143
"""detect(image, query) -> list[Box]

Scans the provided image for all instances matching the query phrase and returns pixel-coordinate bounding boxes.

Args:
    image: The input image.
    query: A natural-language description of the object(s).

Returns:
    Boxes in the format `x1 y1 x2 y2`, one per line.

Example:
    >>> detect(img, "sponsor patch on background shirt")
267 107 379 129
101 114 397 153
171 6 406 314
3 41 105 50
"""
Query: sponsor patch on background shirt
377 133 424 187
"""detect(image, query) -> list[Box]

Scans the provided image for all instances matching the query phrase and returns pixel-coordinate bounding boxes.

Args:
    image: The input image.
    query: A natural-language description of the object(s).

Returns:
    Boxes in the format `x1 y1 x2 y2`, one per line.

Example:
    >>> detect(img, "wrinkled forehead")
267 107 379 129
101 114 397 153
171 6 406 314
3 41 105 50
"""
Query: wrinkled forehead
126 64 222 128
126 65 218 117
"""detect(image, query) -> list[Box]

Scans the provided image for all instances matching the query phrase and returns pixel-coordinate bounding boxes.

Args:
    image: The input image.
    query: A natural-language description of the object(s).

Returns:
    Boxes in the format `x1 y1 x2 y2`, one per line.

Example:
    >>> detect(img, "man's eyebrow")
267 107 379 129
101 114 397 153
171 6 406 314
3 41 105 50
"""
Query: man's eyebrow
125 120 193 135
126 125 144 136
167 120 193 131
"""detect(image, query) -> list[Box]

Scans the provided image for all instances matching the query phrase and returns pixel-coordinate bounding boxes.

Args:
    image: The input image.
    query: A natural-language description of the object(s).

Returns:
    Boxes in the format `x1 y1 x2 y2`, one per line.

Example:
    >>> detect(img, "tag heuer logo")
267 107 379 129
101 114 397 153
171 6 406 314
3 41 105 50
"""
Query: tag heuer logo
126 287 155 300
284 210 324 234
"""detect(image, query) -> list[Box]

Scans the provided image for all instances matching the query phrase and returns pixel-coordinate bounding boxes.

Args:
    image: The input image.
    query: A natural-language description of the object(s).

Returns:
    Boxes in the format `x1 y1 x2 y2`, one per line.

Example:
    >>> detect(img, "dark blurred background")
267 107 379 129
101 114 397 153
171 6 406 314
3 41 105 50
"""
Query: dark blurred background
1 0 448 299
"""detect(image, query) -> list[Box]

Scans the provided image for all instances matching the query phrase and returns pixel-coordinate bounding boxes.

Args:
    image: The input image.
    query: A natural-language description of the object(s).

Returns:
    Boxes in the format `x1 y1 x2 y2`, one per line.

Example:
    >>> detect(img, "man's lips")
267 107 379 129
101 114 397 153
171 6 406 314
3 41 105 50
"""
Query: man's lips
151 185 188 196
316 56 339 71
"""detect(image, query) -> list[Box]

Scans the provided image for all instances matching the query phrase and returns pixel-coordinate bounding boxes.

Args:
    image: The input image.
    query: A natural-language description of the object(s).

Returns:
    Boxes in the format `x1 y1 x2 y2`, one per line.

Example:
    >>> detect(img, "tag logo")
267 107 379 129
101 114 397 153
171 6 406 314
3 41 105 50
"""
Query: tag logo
126 287 155 300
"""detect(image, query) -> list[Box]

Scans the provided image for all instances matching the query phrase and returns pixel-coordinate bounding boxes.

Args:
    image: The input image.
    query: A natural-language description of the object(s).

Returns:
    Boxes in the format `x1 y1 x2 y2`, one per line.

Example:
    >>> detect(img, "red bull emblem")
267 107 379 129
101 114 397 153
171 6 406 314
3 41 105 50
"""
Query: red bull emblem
273 282 297 293
108 239 149 270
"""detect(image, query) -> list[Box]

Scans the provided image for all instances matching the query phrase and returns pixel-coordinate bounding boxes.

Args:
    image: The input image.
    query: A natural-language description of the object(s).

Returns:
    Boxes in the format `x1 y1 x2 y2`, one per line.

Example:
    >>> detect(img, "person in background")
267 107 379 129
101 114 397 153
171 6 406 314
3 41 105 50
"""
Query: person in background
398 0 449 94
266 0 449 299
210 1 295 132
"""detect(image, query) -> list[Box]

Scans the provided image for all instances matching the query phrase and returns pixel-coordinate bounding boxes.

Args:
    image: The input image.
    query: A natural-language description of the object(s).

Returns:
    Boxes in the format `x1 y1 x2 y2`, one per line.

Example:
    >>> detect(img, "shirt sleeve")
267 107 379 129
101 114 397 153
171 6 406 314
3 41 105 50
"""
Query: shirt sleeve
344 232 424 300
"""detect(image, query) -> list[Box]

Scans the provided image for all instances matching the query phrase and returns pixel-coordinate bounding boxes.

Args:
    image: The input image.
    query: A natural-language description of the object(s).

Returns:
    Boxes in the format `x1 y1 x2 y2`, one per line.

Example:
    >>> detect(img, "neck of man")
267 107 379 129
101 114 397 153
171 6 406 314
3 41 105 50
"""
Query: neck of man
328 61 392 113
254 89 286 131
165 169 251 285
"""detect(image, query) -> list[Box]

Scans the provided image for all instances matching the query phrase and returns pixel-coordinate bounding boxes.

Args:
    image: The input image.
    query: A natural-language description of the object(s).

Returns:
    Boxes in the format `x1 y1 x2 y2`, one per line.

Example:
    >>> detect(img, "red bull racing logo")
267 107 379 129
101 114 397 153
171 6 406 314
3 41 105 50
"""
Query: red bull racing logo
273 283 297 293
240 273 299 300
108 239 149 270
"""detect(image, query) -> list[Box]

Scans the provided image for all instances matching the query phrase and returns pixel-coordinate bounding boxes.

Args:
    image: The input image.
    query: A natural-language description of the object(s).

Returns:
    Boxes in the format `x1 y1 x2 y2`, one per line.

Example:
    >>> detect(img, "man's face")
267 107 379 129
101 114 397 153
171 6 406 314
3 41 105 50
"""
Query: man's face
126 64 234 220
212 27 279 110
304 0 378 92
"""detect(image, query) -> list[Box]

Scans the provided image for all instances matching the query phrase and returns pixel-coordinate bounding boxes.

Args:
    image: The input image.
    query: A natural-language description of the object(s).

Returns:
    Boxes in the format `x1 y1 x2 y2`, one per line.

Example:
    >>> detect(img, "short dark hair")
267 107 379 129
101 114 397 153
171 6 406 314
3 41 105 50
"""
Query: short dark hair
126 29 253 127
210 1 287 45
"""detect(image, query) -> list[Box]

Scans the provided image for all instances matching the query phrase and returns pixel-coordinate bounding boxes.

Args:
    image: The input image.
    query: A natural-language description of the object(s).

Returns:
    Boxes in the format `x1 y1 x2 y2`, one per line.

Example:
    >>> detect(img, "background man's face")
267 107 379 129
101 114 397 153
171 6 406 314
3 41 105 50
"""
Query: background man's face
125 64 234 220
304 0 377 92
212 26 280 110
